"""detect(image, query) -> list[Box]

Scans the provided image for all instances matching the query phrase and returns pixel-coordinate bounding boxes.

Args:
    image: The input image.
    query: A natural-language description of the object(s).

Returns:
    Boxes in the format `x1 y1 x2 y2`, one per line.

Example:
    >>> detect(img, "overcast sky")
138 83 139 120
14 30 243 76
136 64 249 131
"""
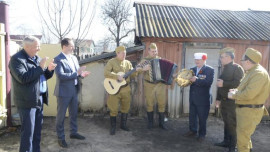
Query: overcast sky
7 0 269 43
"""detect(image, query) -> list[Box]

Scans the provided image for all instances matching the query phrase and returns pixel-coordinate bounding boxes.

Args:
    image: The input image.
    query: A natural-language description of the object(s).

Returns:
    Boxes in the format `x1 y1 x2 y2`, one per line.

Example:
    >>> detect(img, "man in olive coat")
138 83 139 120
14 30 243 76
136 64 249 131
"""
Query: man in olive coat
104 46 138 135
215 47 244 152
136 43 168 130
228 48 270 152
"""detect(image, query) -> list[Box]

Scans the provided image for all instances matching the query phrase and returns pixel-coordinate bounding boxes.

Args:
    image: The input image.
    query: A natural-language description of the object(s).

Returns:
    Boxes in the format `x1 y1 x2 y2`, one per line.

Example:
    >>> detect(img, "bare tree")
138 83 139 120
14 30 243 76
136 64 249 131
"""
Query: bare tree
101 0 134 47
37 0 96 48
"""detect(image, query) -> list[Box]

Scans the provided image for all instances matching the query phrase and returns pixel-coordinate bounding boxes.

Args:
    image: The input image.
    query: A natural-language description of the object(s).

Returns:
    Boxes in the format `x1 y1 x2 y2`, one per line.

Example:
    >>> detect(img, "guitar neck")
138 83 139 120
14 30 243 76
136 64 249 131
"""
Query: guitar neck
122 60 150 79
123 68 136 79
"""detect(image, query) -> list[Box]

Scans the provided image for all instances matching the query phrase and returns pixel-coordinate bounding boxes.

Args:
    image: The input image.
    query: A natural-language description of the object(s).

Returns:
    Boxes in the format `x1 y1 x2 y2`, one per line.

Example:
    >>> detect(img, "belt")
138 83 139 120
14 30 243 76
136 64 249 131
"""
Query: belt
221 98 234 102
236 104 264 108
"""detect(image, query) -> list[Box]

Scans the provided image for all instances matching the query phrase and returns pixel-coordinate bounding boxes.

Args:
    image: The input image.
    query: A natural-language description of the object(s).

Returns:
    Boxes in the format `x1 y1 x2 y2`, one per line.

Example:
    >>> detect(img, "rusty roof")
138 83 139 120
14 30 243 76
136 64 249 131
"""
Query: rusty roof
134 2 270 41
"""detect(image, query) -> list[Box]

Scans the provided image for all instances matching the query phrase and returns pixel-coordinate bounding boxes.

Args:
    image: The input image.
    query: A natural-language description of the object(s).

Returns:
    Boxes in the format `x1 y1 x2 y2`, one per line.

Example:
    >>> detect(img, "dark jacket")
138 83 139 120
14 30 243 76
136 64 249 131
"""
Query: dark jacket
54 52 80 97
216 62 244 101
189 65 214 106
9 49 54 108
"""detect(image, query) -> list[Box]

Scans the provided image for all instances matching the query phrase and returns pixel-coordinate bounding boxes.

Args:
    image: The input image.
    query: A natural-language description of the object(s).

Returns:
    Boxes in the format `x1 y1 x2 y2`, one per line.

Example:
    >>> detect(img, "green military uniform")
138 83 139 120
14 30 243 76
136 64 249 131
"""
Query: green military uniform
231 48 270 152
138 43 167 130
216 61 244 150
139 55 167 113
104 57 134 116
104 46 135 135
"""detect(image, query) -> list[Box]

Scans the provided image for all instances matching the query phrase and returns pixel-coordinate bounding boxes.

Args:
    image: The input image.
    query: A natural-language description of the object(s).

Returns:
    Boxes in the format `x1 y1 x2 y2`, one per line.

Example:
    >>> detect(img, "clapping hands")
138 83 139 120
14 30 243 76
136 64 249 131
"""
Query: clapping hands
78 66 90 78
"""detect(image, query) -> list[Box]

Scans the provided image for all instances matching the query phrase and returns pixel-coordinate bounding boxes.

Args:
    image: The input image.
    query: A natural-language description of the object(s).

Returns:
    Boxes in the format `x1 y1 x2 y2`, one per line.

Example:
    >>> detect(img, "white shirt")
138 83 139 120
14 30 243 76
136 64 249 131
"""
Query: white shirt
196 67 202 76
62 52 78 85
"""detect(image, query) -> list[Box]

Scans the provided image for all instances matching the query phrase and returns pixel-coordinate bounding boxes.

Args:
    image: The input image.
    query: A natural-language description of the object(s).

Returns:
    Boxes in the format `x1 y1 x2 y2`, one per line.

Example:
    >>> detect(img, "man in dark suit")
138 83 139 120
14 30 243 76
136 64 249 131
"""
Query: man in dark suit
54 38 90 148
183 53 214 142
9 36 56 152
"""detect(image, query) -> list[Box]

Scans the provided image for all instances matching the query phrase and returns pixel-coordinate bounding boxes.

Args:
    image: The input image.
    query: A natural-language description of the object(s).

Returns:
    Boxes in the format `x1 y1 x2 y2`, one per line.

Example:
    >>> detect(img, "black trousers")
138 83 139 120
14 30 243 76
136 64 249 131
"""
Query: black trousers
220 99 236 148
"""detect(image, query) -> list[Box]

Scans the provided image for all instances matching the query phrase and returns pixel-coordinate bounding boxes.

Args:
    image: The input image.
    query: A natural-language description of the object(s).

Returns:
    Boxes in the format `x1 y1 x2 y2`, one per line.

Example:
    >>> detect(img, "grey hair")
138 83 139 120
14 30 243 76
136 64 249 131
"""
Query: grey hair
22 36 40 47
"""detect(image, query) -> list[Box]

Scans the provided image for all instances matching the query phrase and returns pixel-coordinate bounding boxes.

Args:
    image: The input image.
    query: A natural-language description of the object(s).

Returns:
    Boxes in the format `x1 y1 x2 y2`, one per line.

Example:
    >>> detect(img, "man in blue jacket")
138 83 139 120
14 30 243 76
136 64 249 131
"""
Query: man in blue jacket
9 36 56 152
183 53 214 142
54 38 90 148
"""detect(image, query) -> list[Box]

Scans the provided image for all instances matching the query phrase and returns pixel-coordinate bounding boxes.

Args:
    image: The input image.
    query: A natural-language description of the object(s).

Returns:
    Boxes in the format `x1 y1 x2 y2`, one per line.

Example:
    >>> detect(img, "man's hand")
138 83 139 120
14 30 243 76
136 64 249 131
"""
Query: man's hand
136 67 142 71
78 66 86 75
81 71 90 78
40 57 48 69
217 79 223 87
142 65 151 71
215 100 221 108
48 59 57 71
190 76 197 82
228 89 237 99
117 75 124 82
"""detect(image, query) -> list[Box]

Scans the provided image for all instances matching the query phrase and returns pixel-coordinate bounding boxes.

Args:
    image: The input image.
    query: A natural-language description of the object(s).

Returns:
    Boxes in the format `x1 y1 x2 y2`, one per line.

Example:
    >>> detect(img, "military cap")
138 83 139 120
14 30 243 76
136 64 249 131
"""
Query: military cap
115 46 126 53
244 48 262 64
149 43 157 50
219 47 235 54
194 53 207 60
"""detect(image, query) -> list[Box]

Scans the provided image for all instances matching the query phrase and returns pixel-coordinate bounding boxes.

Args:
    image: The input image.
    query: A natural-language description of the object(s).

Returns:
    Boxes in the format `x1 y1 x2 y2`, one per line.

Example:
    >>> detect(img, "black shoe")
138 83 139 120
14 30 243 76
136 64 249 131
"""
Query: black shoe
70 133 85 140
197 136 205 142
58 139 68 148
120 113 130 131
183 131 197 137
214 141 229 147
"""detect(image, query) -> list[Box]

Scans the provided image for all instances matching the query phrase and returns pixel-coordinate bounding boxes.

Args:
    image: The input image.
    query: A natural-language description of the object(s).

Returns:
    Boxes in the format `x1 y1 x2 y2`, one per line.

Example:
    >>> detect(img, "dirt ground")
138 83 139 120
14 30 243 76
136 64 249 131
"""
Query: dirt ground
0 115 269 152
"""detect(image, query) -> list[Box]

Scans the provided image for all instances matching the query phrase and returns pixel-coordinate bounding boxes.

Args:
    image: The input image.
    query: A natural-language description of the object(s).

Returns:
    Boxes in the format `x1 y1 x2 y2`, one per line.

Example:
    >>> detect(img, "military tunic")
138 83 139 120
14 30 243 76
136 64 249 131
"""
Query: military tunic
138 56 166 112
232 64 270 152
104 58 135 116
216 62 244 148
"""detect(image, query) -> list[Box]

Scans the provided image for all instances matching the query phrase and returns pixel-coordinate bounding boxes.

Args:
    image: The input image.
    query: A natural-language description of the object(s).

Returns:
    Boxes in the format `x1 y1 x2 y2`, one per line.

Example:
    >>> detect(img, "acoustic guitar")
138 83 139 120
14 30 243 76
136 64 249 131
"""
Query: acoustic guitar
104 61 149 95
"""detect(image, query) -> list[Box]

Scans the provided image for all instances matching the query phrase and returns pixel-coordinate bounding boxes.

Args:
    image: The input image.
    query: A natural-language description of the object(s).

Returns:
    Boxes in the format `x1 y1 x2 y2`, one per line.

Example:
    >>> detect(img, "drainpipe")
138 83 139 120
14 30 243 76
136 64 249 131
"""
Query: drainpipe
0 1 11 127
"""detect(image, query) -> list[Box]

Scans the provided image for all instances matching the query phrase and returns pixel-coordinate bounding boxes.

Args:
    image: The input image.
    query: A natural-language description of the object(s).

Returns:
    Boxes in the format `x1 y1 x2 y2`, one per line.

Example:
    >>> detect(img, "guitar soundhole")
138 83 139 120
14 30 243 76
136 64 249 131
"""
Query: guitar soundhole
109 81 114 89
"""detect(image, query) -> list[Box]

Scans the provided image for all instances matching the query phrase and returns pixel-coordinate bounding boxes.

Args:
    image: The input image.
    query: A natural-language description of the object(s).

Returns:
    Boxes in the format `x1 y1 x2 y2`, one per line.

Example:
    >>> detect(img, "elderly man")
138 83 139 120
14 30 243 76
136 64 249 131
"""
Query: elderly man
215 47 244 152
228 48 270 152
104 46 139 135
9 36 56 152
183 53 214 142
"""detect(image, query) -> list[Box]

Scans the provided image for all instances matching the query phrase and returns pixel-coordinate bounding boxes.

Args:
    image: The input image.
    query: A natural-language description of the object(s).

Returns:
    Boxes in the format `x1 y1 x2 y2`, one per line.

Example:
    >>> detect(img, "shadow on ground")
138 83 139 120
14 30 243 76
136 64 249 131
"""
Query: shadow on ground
0 116 269 152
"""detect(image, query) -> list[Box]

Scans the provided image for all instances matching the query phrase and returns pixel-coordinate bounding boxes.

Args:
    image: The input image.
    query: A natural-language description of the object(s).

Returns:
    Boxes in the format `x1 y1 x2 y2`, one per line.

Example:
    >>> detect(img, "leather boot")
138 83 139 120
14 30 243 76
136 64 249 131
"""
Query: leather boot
214 129 229 147
110 116 116 135
120 113 130 131
228 135 236 152
147 112 154 129
159 112 168 130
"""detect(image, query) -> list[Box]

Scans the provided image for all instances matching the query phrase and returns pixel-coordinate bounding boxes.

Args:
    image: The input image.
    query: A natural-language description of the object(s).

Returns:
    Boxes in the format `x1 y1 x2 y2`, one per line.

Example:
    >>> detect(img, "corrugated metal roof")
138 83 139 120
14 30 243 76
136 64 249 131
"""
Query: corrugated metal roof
134 3 270 41
79 45 145 64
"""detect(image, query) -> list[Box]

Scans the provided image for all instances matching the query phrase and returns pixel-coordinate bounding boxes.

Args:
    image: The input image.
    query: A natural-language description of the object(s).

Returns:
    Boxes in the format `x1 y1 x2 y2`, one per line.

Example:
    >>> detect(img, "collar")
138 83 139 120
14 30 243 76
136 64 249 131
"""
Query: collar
246 64 259 74
224 61 234 68
62 52 71 59
145 55 160 60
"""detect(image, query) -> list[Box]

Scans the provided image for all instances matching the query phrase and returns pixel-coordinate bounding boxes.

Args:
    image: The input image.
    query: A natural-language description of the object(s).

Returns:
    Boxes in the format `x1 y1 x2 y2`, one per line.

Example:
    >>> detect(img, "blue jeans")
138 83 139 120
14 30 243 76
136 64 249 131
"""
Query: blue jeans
56 92 78 140
189 102 210 137
18 106 43 152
